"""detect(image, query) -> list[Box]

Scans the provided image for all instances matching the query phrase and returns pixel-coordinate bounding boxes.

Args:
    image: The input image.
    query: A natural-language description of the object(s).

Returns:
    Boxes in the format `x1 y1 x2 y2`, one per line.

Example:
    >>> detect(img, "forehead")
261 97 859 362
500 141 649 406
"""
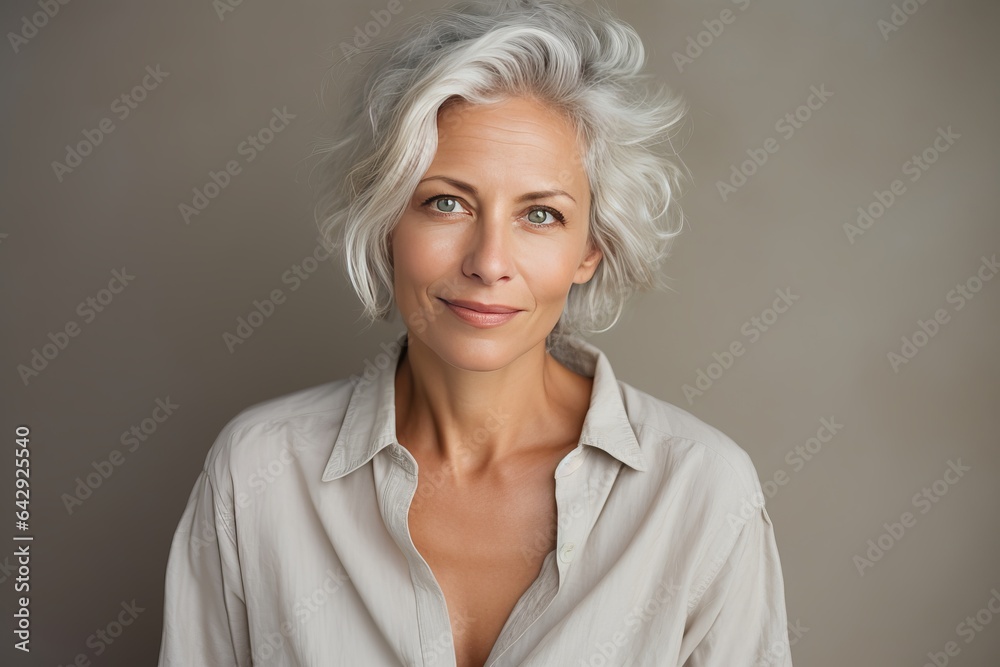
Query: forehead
430 96 586 185
438 94 574 130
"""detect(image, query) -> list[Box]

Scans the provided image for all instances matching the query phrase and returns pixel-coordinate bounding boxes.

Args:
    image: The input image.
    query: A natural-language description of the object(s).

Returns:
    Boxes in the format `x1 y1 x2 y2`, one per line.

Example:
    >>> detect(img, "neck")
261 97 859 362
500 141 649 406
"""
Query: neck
393 335 590 478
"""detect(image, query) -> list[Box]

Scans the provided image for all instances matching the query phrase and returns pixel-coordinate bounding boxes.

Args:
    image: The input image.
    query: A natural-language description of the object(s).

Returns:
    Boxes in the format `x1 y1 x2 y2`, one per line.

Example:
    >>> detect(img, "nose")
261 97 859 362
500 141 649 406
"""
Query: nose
461 208 515 285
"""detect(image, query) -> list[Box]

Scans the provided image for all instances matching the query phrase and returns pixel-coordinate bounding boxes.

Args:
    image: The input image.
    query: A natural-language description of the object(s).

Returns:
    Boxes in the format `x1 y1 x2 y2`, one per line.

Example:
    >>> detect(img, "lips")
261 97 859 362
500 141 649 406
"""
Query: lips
438 298 522 328
439 298 520 314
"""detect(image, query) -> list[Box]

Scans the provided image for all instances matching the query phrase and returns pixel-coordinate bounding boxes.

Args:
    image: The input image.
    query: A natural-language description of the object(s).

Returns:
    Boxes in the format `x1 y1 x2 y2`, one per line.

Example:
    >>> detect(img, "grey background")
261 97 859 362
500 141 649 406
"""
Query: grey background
2 0 998 665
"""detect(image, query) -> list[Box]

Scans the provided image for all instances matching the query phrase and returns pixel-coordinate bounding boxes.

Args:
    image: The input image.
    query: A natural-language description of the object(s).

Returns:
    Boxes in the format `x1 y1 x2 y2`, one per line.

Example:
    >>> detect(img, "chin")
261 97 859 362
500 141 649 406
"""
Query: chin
416 325 542 373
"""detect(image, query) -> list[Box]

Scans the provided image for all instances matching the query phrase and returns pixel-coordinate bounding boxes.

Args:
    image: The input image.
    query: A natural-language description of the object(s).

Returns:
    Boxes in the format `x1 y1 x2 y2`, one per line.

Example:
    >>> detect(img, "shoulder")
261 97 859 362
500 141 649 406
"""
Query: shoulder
198 377 356 485
618 380 765 505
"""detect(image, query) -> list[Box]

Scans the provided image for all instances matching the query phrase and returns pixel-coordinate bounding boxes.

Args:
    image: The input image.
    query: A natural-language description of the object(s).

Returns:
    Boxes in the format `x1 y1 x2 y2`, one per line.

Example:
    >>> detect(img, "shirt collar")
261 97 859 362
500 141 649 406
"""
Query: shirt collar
322 333 648 481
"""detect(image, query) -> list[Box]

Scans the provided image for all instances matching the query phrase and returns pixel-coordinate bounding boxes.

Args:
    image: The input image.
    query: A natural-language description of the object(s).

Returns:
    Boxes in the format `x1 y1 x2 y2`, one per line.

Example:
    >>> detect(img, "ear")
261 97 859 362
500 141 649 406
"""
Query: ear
573 238 603 284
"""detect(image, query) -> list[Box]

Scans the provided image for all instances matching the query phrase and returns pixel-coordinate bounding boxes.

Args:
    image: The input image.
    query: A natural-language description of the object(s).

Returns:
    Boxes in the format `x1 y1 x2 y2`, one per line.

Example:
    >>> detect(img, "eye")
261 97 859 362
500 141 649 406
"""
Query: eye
420 195 566 227
524 207 564 227
423 196 468 215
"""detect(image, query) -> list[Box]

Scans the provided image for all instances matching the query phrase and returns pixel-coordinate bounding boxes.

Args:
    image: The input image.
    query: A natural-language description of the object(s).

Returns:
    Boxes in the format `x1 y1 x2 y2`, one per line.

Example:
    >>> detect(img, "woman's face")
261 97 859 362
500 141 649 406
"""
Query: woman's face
391 95 602 371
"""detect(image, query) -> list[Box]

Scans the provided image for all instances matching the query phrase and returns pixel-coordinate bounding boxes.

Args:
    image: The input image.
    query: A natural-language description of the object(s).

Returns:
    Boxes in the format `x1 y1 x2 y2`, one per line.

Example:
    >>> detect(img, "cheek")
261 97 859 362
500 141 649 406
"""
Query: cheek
392 222 439 281
519 245 584 302
391 219 463 302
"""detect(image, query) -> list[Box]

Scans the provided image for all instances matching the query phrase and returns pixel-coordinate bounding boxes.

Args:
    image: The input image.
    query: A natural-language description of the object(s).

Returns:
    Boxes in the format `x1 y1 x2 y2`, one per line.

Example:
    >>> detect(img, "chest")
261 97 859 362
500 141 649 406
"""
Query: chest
406 462 565 667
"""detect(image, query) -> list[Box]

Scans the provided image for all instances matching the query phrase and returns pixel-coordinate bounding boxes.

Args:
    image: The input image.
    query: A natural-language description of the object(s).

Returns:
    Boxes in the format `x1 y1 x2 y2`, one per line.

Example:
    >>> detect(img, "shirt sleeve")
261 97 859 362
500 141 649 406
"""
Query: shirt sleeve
682 504 793 667
158 467 253 666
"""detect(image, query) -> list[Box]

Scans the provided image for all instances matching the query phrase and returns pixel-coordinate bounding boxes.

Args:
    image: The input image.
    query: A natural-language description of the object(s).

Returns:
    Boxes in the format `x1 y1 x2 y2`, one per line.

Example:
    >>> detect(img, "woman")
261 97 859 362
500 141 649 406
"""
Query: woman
158 1 793 665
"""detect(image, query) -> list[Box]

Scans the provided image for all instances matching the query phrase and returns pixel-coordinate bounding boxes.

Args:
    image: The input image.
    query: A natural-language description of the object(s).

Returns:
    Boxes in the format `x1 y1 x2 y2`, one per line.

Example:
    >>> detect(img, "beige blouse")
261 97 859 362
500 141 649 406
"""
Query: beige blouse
158 333 793 666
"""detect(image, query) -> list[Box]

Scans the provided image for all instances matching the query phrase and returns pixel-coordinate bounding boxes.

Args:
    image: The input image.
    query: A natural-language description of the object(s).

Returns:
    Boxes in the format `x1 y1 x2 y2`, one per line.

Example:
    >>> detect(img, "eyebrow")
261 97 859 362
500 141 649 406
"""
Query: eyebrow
418 175 577 204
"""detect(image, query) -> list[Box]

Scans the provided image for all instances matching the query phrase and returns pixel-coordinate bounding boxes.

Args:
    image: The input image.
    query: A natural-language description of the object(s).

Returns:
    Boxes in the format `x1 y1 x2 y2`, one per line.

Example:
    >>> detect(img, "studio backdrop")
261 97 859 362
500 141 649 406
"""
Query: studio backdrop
2 0 998 665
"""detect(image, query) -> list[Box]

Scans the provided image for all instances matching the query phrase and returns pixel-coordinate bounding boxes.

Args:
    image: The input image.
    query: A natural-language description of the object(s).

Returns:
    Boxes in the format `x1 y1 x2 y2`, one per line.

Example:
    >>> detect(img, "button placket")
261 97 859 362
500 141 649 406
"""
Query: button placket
554 448 588 577
389 444 416 476
394 447 456 667
485 452 593 666
374 447 454 666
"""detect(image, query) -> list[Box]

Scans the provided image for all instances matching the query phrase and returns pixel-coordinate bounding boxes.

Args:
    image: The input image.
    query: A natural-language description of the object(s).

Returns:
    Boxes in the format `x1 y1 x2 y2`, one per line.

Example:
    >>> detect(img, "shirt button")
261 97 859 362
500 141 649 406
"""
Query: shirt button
558 542 576 564
556 449 583 477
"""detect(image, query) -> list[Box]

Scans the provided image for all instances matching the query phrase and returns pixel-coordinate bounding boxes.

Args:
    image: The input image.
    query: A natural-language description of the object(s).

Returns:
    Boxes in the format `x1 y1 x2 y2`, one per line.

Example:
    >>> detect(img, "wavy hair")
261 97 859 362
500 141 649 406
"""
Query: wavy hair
310 0 689 342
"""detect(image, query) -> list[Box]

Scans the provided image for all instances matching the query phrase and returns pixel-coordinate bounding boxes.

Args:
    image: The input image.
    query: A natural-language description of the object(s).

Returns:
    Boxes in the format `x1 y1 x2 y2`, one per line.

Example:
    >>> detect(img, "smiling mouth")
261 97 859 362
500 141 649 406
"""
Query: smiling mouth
438 298 520 314
438 298 522 327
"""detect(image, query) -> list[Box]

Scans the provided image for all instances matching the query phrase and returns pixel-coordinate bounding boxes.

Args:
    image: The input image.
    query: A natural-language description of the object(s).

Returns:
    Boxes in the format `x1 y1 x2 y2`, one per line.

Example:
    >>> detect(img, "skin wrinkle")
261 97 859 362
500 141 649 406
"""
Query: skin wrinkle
417 175 577 206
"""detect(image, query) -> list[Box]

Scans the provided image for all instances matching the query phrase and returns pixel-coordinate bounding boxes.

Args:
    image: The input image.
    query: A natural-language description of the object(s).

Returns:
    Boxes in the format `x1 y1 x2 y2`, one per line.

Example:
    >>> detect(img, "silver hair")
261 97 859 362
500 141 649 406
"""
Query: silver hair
310 0 689 342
